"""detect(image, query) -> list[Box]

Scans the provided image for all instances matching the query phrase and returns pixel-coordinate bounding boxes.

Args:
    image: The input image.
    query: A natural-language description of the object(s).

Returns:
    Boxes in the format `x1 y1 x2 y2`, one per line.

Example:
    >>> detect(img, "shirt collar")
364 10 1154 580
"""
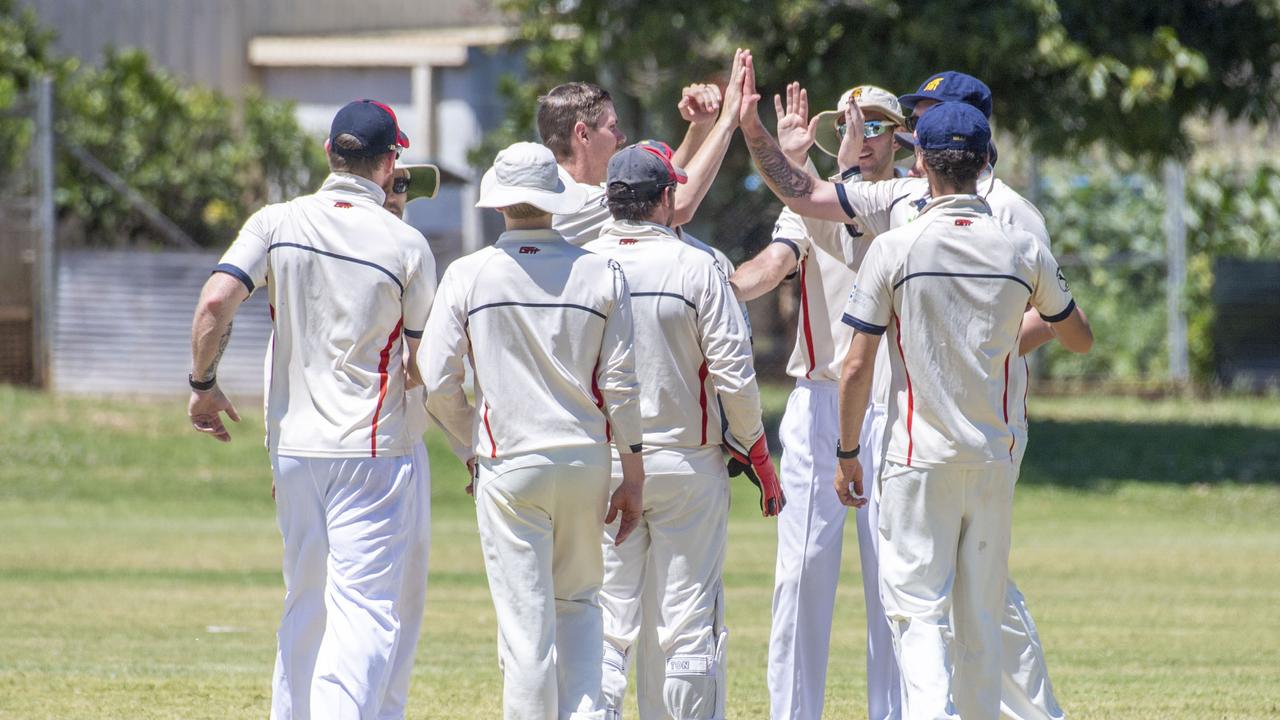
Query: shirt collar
600 218 681 242
495 228 568 245
919 194 993 216
321 172 387 205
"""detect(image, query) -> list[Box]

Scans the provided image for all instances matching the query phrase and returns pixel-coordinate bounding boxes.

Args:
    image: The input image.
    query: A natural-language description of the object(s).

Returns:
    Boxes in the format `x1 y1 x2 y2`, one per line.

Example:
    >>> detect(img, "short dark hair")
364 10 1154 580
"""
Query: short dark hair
921 147 985 187
537 82 613 161
607 183 665 222
500 203 550 220
328 133 389 177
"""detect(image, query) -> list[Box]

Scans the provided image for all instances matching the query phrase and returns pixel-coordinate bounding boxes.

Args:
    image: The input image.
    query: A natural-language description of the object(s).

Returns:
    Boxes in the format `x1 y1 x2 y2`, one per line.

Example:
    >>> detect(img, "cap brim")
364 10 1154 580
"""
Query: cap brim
475 164 586 215
894 131 915 160
814 108 913 159
395 163 440 199
898 92 930 112
813 110 843 158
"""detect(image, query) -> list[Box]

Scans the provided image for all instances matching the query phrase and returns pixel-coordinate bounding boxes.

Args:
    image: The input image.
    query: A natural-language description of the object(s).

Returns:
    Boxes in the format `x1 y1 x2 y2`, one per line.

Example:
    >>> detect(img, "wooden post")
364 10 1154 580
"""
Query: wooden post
32 77 56 389
1163 159 1190 384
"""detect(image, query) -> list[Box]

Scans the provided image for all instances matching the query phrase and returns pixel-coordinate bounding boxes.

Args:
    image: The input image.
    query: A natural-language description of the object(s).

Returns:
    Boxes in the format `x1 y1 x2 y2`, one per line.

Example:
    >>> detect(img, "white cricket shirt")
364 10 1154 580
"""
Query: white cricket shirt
554 181 611 246
215 173 437 458
770 169 902 392
584 219 765 465
841 195 1075 468
419 228 643 461
837 169 1051 433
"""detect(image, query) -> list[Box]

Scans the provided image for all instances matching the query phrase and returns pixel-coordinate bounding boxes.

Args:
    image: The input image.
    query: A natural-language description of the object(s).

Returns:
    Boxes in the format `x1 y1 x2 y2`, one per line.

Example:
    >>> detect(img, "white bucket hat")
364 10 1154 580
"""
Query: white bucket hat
476 142 585 214
813 85 912 159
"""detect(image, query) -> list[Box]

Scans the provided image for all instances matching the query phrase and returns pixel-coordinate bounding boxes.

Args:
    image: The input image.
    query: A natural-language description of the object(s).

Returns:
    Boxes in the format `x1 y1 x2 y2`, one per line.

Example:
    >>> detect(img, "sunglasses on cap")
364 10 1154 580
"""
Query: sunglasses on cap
836 120 897 140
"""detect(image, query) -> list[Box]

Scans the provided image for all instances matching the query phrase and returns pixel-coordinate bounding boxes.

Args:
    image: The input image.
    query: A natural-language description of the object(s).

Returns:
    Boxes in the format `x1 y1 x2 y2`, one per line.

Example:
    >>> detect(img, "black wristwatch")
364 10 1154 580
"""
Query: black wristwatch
189 373 217 391
836 441 860 459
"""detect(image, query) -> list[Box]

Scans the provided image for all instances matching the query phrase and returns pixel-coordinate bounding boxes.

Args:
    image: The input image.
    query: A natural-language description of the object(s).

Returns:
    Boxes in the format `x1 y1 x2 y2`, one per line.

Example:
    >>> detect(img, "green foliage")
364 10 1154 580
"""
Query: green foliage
0 2 327 247
0 0 71 174
498 0 1280 159
1037 157 1280 382
55 49 327 247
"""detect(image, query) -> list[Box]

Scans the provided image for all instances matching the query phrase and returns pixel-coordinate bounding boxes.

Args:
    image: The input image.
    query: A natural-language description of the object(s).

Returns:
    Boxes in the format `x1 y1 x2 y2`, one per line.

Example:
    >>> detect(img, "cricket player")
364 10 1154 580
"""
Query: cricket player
377 159 441 720
736 60 1070 720
418 141 646 720
833 101 1093 720
584 142 782 720
729 82 910 720
540 49 751 247
187 99 436 720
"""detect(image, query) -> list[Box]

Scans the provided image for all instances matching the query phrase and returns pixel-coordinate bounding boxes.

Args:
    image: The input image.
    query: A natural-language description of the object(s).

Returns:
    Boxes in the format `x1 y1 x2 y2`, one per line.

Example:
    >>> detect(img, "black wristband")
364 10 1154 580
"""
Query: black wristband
189 373 216 391
839 166 861 182
836 441 860 459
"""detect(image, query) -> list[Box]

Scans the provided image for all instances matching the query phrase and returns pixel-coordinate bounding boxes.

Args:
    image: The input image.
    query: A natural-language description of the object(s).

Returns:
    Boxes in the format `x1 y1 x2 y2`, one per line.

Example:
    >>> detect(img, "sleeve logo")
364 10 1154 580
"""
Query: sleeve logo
1056 267 1069 292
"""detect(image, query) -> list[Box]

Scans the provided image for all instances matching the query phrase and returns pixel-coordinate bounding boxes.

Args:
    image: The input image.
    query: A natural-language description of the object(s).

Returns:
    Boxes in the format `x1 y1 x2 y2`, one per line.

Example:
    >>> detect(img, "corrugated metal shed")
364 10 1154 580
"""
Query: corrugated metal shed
53 250 271 396
20 0 506 97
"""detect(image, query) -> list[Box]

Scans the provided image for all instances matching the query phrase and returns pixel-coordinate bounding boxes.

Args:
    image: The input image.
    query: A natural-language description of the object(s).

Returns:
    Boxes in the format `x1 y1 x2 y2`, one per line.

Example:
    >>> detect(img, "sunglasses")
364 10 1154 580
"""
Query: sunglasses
906 114 922 132
392 176 411 194
837 120 897 140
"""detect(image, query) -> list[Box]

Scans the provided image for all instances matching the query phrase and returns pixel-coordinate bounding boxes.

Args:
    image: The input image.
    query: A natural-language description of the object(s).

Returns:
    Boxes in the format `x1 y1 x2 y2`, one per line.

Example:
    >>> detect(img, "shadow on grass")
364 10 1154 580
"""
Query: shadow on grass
1019 419 1280 489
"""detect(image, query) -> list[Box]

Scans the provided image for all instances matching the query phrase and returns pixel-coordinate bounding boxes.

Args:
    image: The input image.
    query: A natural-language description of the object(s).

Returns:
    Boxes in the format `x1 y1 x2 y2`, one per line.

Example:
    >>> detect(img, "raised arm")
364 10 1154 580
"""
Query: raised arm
671 83 722 167
736 54 863 224
670 49 749 227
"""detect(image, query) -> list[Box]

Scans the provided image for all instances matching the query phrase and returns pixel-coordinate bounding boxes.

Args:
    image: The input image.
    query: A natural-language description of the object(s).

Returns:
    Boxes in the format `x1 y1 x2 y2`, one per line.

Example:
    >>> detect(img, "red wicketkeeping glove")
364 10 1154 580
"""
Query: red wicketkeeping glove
726 435 786 517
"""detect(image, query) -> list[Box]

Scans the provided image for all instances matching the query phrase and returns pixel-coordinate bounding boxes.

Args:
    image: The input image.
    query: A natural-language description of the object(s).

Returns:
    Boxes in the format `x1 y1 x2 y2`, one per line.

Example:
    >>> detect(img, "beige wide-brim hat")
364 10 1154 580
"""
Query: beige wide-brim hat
476 142 585 215
394 162 441 199
813 85 912 160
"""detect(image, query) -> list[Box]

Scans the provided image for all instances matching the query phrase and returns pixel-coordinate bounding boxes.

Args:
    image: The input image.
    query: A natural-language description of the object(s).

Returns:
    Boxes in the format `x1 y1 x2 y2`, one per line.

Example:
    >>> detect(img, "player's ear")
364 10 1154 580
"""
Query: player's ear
574 120 590 144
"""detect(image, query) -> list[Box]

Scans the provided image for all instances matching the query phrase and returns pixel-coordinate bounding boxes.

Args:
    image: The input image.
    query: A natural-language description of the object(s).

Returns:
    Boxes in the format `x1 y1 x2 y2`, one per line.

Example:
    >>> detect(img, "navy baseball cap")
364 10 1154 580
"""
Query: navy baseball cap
328 100 410 157
899 71 993 118
914 102 991 154
607 140 688 201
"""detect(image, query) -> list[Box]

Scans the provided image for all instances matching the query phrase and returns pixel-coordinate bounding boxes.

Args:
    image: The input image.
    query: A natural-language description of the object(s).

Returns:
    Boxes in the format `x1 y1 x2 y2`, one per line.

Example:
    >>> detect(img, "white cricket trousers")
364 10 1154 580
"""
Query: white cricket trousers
378 442 431 720
853 403 902 720
600 455 730 720
863 450 1066 720
768 380 846 720
269 450 422 720
877 461 1016 720
475 447 613 720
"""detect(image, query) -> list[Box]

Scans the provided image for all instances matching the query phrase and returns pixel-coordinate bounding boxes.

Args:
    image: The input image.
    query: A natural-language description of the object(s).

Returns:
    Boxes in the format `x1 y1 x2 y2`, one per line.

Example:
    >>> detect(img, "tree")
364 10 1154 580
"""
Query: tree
498 0 1280 159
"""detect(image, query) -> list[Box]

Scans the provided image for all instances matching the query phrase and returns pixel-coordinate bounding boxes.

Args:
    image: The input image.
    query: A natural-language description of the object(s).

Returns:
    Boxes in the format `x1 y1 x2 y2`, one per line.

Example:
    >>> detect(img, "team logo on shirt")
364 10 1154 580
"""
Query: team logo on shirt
954 219 973 226
620 238 638 245
334 201 353 208
1056 267 1070 292
519 246 541 254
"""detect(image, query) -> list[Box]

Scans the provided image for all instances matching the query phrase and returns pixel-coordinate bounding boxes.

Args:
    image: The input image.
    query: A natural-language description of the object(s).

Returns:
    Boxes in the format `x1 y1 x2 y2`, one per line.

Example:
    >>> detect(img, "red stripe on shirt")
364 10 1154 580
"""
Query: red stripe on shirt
482 402 497 458
370 318 403 457
893 314 914 466
1004 353 1014 459
591 366 611 442
698 360 710 445
799 259 817 379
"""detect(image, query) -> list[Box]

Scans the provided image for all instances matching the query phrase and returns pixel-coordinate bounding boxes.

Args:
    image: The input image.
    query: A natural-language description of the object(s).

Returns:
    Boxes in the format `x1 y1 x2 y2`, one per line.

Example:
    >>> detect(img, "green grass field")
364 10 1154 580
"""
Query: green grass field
1 385 1279 719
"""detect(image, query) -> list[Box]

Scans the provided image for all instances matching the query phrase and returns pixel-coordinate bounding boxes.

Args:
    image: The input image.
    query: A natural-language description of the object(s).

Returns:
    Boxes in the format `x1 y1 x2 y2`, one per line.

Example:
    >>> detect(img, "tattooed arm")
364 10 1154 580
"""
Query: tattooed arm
736 52 863 224
188 271 249 442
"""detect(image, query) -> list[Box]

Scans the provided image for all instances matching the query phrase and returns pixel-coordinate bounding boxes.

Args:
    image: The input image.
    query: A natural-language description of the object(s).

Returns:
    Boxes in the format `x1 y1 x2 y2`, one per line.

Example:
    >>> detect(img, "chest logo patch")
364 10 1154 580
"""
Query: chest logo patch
334 201 352 208
620 238 638 245
954 219 973 226
519 246 541 254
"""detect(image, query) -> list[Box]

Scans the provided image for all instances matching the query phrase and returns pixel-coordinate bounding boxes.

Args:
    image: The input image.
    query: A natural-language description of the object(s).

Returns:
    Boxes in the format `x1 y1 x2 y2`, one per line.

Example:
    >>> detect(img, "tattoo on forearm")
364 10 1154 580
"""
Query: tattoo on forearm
748 135 815 198
199 322 233 382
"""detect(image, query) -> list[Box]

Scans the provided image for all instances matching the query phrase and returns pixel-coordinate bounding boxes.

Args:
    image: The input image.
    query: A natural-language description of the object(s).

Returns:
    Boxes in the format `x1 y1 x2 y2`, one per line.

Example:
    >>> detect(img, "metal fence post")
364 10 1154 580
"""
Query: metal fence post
32 77 56 389
1163 159 1189 384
